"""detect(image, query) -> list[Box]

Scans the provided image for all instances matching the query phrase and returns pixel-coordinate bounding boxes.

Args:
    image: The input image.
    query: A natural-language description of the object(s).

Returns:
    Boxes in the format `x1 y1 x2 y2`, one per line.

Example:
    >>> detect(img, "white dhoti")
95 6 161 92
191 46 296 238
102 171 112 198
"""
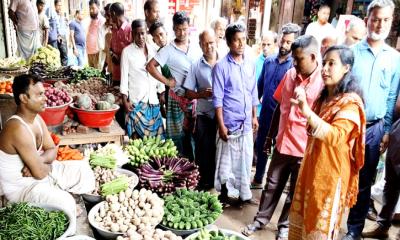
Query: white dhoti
0 152 95 236
214 131 253 201
16 29 40 60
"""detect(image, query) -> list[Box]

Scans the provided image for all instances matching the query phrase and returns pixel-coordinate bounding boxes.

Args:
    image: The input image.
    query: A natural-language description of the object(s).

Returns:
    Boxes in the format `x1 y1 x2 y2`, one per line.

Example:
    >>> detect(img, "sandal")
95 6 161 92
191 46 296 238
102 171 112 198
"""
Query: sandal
250 180 263 189
240 198 260 206
242 221 263 236
276 231 288 240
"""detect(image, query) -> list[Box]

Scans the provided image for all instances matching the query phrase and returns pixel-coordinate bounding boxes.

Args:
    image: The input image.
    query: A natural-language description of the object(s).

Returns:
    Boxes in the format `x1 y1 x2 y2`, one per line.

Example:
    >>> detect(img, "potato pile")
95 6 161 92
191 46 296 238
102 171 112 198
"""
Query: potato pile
116 228 182 240
92 166 120 195
93 188 164 234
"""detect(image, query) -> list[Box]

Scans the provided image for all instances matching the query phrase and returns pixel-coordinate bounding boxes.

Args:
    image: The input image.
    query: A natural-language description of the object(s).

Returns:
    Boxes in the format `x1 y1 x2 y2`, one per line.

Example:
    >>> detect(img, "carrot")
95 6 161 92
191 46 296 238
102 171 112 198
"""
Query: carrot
56 145 83 161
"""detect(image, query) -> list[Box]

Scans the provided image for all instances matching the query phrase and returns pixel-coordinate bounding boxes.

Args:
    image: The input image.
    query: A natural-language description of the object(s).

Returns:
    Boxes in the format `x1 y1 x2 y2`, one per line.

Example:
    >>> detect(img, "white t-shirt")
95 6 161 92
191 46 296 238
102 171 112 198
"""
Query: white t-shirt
305 21 336 45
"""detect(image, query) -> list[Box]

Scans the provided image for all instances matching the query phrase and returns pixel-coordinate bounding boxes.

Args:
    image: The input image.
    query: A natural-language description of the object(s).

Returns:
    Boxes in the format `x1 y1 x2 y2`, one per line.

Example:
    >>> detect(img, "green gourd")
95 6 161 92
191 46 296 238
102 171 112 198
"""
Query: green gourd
76 94 92 110
96 101 111 110
101 93 115 105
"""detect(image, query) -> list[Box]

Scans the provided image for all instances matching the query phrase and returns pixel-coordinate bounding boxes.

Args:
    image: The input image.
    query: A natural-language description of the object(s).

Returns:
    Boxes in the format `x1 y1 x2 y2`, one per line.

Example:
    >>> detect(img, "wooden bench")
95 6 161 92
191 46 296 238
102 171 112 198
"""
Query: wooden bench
58 121 125 146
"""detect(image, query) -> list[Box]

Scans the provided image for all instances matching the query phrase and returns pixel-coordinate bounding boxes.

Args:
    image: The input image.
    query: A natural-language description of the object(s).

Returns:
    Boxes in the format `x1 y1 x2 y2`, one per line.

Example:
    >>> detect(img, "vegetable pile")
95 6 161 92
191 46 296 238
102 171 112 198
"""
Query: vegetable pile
0 80 12 94
138 157 199 195
28 45 61 68
191 228 241 240
0 56 26 69
90 152 117 169
92 166 119 195
72 67 104 83
101 175 130 196
56 78 122 105
30 63 76 79
125 136 178 168
74 92 116 111
0 202 69 240
45 86 71 107
93 188 164 234
162 189 223 230
89 144 132 195
116 228 182 240
57 146 84 161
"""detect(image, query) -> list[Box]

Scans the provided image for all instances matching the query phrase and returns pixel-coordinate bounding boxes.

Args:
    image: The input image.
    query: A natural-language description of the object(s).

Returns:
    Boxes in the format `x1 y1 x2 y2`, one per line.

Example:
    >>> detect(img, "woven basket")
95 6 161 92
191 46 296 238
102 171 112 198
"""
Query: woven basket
0 67 29 78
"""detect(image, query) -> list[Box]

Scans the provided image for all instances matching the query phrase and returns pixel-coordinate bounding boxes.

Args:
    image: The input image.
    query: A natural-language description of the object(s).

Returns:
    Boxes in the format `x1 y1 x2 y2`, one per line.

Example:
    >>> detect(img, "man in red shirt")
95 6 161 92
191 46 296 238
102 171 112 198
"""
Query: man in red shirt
243 35 324 239
109 2 132 86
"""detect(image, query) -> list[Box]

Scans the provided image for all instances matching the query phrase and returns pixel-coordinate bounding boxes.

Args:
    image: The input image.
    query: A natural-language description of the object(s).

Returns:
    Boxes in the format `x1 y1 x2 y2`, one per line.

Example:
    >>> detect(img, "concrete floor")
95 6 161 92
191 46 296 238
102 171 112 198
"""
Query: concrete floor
213 170 400 240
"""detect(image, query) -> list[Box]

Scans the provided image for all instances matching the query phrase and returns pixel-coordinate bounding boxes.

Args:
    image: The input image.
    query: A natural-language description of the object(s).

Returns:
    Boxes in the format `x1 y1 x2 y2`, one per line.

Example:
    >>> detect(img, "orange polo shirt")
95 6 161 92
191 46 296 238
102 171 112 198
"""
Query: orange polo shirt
273 66 324 158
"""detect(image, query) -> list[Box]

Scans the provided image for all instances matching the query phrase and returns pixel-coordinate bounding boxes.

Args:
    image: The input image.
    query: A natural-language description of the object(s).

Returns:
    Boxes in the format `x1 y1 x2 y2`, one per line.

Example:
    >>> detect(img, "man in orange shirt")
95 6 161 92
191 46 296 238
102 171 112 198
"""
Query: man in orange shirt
243 35 324 239
86 0 105 69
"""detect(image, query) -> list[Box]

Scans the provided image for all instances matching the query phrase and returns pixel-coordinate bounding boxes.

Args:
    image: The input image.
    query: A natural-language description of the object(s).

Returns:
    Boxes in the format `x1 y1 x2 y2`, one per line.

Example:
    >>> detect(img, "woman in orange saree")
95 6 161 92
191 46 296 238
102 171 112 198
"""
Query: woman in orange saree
288 45 366 240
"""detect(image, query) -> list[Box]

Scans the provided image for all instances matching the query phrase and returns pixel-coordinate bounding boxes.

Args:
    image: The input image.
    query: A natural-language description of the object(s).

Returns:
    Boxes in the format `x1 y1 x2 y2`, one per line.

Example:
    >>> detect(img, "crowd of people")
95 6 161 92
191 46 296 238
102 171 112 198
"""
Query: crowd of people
3 0 400 239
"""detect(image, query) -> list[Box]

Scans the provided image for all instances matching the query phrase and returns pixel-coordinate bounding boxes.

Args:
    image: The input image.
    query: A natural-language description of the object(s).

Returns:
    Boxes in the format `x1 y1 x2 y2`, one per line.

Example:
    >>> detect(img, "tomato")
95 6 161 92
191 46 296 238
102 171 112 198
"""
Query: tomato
5 84 12 92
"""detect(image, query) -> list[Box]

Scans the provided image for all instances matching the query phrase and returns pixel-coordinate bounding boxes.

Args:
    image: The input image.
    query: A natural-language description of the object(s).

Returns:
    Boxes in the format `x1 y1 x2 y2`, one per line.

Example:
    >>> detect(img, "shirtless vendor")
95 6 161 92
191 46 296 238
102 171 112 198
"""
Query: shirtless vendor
0 74 95 235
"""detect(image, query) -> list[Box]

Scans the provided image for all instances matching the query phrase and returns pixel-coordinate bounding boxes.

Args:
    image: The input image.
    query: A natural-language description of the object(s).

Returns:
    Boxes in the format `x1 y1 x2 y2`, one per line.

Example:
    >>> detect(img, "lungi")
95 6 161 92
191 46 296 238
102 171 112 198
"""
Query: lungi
214 131 253 201
126 101 164 138
16 29 40 60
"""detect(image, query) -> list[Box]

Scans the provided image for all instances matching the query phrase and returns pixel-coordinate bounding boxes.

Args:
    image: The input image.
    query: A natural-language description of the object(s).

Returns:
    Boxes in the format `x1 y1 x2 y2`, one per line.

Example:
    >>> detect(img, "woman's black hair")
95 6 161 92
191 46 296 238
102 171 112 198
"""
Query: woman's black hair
319 45 364 102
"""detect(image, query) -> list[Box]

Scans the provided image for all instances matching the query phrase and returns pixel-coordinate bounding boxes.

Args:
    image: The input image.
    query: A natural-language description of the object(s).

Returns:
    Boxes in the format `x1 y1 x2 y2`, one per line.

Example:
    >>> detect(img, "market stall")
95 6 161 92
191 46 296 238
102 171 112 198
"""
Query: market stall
0 51 251 240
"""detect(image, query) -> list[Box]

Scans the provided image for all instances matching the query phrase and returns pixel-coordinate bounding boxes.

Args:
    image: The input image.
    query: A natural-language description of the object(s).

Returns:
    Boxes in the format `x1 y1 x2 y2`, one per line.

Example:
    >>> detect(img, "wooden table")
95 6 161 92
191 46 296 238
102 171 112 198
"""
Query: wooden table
58 121 125 146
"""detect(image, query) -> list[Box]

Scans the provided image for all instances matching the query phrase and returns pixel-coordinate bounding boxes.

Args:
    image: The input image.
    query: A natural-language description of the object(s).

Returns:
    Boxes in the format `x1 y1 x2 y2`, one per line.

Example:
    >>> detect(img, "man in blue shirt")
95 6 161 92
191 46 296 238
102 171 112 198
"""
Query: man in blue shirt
255 31 277 81
212 23 259 205
343 0 400 239
183 29 218 190
69 10 86 67
251 23 301 188
47 0 68 66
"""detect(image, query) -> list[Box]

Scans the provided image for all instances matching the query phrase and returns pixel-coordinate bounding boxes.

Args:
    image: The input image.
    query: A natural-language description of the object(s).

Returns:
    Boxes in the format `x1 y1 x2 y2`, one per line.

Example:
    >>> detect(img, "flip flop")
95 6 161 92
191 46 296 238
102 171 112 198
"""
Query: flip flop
242 221 263 236
250 181 263 189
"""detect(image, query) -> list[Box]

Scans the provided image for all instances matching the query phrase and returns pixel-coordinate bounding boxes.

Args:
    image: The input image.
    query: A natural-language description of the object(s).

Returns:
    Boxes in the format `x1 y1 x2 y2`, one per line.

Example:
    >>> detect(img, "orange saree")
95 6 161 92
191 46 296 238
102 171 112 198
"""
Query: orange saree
289 92 366 240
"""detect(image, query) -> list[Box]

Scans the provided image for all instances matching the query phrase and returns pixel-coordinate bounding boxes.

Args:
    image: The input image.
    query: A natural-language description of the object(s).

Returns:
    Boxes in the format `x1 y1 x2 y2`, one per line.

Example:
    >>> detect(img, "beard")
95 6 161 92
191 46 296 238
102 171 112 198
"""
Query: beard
90 13 98 19
279 47 290 57
368 30 389 41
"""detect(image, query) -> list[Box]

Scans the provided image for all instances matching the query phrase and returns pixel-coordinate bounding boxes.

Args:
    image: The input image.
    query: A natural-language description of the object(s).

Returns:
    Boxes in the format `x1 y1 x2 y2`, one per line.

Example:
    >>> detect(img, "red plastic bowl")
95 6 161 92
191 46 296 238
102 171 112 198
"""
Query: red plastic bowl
69 104 120 128
42 83 52 88
43 78 70 85
39 99 72 126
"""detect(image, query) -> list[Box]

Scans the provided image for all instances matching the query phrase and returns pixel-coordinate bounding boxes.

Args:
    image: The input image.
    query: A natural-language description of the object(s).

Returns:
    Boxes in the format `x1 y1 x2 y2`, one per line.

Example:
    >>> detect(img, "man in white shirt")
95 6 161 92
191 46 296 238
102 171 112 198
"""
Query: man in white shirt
8 0 40 60
211 17 229 57
305 4 336 45
120 19 165 139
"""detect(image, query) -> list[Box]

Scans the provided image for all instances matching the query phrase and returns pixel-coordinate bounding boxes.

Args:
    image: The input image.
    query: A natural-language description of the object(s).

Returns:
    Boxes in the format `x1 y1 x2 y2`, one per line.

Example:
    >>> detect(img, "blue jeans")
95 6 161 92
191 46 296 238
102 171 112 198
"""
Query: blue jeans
75 45 85 67
254 105 274 183
49 36 68 66
347 120 384 237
